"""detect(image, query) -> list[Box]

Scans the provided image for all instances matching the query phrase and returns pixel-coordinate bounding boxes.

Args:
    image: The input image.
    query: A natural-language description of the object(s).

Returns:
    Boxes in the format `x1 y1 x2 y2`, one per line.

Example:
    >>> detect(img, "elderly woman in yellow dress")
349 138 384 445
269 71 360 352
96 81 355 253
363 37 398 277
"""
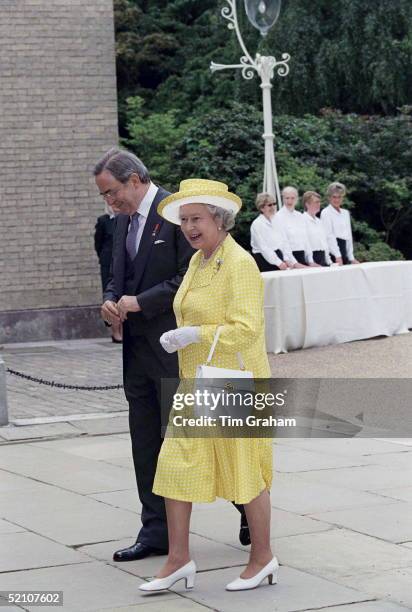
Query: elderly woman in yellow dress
139 179 277 594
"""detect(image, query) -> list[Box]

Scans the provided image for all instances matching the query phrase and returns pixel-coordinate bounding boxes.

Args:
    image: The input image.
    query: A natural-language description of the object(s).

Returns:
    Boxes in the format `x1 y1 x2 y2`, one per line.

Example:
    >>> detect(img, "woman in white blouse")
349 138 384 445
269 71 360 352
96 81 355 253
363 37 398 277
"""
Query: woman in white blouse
250 193 295 271
302 191 331 266
276 186 313 267
320 182 360 265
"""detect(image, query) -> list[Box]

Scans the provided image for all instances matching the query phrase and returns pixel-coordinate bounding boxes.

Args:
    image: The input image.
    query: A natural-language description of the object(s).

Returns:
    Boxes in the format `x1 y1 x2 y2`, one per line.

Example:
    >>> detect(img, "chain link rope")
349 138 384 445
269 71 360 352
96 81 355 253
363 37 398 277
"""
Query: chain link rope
6 368 123 391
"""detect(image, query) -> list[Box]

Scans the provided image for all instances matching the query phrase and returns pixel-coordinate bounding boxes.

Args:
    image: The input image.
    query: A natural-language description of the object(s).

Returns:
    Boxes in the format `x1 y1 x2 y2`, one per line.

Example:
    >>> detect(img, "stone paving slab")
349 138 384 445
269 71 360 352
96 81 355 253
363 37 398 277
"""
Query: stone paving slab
67 416 129 436
268 479 398 515
0 444 135 494
88 490 141 514
80 533 249 578
309 502 412 543
308 602 411 611
0 469 47 493
174 565 373 612
0 435 411 610
0 518 25 534
378 438 412 447
189 503 332 549
37 436 131 460
274 445 371 472
274 528 412 579
0 484 138 546
290 464 412 493
0 532 89 573
0 422 82 441
0 561 158 612
362 451 412 470
274 438 410 457
337 566 412 610
95 600 211 612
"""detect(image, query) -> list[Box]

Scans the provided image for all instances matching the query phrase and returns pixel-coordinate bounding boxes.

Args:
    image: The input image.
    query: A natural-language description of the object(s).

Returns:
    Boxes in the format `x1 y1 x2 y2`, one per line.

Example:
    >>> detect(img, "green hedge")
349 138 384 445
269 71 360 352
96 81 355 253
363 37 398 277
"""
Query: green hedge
124 99 410 260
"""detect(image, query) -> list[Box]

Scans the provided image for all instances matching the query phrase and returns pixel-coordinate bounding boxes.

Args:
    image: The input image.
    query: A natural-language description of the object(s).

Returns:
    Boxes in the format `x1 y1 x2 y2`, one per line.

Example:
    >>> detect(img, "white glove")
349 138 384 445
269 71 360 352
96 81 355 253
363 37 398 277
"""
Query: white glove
159 327 200 353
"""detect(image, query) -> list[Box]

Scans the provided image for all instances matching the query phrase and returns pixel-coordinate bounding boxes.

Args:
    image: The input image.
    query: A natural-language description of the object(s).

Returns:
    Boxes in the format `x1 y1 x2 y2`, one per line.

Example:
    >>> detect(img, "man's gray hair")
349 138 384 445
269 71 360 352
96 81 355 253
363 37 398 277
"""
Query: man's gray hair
206 204 236 231
93 147 150 184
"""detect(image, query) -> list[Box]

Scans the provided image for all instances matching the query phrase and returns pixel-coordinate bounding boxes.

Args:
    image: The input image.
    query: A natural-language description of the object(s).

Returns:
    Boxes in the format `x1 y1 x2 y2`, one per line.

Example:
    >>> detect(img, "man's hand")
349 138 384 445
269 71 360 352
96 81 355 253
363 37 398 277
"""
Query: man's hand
309 262 322 267
160 327 200 353
101 300 120 325
351 258 361 264
335 257 343 266
293 263 308 269
117 295 141 322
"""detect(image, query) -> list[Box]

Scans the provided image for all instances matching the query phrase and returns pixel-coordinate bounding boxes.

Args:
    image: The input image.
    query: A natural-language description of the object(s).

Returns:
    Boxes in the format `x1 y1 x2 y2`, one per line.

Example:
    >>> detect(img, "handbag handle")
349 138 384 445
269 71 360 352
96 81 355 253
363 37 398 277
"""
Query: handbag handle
206 326 246 370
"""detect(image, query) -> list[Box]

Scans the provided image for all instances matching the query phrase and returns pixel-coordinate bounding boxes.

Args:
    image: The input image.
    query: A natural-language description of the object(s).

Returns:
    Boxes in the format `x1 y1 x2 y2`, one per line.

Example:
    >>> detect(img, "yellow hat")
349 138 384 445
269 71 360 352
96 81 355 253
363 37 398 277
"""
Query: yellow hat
157 178 242 225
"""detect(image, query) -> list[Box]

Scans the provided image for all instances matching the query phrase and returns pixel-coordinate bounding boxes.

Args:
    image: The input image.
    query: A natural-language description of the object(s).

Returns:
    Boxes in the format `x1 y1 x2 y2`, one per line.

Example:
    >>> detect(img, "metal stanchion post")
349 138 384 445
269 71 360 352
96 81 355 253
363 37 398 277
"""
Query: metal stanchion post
0 356 9 426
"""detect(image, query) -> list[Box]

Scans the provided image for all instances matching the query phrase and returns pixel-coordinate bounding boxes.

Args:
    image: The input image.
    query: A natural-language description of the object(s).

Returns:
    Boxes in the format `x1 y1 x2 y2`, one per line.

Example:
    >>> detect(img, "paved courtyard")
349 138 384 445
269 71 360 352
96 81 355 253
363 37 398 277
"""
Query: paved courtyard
0 334 411 611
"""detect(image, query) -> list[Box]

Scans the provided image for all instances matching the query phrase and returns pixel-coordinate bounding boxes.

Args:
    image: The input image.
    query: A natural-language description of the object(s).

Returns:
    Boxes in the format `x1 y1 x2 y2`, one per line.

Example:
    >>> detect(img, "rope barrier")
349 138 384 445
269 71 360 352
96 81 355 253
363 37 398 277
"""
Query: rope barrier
6 368 123 391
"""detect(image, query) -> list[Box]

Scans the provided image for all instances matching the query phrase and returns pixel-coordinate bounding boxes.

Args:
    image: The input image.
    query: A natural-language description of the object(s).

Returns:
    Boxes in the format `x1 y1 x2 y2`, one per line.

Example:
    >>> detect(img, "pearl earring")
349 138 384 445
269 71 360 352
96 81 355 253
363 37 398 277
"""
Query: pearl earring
218 227 222 231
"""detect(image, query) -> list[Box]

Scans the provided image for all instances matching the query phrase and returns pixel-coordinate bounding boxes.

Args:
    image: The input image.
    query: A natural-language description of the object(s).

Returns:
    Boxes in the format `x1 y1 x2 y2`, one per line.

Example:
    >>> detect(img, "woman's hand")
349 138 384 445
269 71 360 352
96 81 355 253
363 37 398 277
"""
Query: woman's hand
160 327 200 353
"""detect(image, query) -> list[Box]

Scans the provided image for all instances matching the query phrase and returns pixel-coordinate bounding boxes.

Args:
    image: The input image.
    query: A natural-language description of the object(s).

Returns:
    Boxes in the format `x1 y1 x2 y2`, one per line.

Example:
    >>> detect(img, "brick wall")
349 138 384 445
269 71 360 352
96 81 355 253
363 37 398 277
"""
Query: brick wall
0 0 118 314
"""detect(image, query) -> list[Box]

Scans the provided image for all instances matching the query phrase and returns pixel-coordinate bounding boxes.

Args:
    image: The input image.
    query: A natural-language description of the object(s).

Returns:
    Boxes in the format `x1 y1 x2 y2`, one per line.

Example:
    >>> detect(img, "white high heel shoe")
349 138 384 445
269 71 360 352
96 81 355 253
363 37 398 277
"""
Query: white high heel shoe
226 557 279 591
139 560 196 593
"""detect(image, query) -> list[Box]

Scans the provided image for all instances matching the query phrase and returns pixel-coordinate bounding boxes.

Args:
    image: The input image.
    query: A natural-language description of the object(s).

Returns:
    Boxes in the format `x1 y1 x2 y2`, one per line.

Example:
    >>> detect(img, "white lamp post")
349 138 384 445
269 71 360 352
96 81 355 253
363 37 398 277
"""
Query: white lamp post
211 0 290 206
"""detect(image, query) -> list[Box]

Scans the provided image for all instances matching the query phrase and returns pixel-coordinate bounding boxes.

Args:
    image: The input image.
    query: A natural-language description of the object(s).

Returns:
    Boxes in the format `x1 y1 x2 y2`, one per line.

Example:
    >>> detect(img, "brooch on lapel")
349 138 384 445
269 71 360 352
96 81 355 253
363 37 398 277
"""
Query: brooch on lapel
152 223 160 238
214 258 224 272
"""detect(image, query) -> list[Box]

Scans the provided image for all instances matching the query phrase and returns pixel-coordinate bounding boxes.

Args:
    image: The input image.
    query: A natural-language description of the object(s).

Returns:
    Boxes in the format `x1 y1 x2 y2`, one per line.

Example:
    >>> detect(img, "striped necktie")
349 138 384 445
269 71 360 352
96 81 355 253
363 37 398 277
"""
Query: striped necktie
126 212 139 260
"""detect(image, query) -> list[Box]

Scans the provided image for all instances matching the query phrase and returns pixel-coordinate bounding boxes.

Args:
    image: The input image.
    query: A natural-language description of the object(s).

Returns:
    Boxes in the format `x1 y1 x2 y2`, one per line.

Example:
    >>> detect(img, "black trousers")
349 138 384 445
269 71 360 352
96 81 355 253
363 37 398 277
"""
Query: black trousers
292 250 306 265
330 238 350 265
253 250 284 272
312 250 328 267
122 326 179 550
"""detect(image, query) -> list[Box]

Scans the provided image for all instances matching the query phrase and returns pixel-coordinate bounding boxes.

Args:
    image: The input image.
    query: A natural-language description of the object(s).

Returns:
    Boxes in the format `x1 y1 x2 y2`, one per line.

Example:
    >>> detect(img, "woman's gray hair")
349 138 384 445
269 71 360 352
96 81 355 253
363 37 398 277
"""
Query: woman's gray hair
326 181 346 198
93 147 150 184
255 192 276 211
206 204 236 231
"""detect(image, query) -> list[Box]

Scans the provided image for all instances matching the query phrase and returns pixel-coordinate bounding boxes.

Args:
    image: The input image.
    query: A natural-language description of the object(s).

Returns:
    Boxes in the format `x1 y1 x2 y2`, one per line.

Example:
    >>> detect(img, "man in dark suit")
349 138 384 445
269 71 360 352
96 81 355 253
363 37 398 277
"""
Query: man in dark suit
94 147 194 561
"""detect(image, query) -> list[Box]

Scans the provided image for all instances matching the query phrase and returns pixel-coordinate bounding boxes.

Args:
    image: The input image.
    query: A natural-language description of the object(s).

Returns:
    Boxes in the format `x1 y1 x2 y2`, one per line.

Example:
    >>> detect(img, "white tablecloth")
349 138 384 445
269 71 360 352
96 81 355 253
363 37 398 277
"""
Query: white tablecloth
263 261 412 353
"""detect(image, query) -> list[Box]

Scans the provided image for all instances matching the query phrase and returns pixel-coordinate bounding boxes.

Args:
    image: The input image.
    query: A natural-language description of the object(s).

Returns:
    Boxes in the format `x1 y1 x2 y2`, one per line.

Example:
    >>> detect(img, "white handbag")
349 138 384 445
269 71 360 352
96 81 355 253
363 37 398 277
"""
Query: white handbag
195 326 254 419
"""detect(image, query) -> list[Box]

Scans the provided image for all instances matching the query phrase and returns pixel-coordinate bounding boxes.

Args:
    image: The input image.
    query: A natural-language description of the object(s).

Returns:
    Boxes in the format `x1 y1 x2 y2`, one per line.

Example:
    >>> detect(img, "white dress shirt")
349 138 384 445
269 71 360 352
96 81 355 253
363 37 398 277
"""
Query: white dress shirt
303 212 332 265
128 182 158 254
320 204 354 261
276 206 313 264
250 213 294 266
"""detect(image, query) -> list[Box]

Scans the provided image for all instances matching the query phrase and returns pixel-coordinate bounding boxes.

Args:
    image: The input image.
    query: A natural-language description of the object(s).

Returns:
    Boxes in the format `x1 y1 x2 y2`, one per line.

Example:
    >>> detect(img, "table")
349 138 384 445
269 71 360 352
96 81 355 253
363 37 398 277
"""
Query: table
262 261 412 353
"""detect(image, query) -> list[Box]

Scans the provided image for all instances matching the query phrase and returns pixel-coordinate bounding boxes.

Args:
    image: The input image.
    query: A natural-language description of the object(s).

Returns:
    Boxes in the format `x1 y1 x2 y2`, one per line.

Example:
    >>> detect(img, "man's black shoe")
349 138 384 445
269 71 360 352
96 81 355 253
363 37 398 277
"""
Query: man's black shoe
113 541 168 562
239 510 251 546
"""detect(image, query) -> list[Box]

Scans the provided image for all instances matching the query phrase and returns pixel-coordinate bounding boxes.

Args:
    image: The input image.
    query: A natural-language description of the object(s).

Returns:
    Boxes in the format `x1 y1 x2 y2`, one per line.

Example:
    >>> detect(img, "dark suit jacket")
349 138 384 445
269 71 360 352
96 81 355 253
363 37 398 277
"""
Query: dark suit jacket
94 214 116 269
103 186 194 352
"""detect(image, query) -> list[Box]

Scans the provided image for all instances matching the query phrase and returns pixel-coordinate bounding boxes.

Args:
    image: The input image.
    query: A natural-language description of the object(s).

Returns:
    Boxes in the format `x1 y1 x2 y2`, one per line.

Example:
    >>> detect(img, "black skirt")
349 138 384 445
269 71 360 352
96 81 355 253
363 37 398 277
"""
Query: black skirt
330 238 350 265
312 250 328 267
292 250 306 265
253 250 284 272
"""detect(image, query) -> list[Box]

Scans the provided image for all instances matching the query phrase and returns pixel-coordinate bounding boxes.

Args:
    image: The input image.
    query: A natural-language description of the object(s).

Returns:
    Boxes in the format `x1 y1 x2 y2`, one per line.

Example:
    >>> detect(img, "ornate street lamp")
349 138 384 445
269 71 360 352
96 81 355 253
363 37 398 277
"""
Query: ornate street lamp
211 0 290 206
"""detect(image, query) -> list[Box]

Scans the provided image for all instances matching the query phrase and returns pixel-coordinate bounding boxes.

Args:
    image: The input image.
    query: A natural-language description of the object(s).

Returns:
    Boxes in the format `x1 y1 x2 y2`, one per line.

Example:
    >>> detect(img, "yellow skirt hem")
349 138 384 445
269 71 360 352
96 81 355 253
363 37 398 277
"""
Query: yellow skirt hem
152 483 272 506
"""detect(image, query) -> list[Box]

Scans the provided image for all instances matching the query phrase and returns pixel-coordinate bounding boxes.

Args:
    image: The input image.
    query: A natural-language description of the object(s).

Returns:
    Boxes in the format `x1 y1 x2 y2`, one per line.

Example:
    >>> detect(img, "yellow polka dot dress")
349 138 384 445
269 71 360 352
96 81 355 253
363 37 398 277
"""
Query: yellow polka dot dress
153 234 273 504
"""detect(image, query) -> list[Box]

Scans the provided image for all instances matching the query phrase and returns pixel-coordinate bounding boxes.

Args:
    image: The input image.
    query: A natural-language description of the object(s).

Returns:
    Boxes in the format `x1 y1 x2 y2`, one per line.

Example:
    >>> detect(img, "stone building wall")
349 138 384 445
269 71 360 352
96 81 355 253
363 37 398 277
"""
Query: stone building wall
0 0 118 341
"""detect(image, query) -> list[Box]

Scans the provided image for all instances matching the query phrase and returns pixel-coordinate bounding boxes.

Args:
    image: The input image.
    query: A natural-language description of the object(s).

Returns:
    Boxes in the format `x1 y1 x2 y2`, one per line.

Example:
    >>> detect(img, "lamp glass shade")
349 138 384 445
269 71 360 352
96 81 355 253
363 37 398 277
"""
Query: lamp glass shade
244 0 281 36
